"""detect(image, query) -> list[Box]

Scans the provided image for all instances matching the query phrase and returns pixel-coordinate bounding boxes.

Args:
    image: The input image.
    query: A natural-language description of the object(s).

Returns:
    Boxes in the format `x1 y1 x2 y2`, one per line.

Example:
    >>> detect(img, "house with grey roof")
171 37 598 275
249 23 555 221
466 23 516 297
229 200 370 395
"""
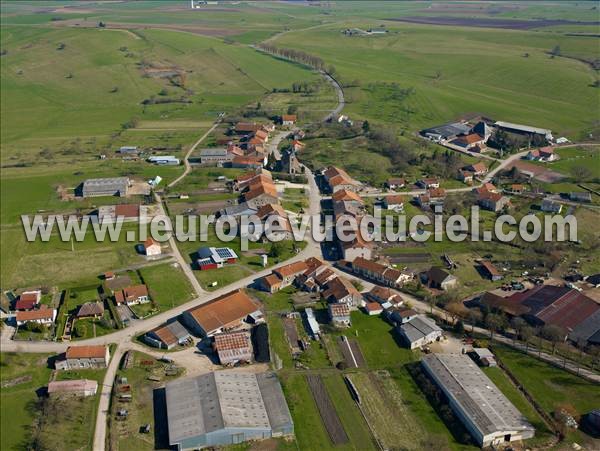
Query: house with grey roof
165 371 293 450
422 353 535 447
397 315 442 349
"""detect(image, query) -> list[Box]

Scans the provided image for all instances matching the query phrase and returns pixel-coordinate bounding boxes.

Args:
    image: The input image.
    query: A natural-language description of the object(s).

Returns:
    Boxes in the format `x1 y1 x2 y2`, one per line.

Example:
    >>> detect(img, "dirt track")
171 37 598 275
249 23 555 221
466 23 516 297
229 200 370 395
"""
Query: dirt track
386 16 600 30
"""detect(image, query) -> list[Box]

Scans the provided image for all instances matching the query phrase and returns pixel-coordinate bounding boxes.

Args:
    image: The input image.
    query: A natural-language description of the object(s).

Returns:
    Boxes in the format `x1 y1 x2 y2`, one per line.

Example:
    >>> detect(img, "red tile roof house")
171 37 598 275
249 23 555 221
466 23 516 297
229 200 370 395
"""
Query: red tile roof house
256 204 293 241
15 305 56 326
115 284 150 306
458 170 474 184
182 289 262 337
323 166 360 193
525 146 559 162
367 286 403 309
322 276 362 308
14 290 41 311
143 238 161 256
467 162 488 176
352 257 412 288
328 303 351 327
48 379 98 398
450 133 486 150
55 345 110 370
281 114 297 126
478 192 510 212
383 195 405 211
386 178 406 189
296 257 331 292
257 273 284 294
363 302 384 316
273 261 309 288
213 331 253 366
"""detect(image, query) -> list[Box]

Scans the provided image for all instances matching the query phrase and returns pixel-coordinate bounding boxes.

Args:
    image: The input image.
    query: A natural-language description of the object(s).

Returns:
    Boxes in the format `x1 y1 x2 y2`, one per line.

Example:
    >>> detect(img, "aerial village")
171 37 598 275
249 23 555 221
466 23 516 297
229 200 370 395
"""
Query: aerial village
4 108 600 451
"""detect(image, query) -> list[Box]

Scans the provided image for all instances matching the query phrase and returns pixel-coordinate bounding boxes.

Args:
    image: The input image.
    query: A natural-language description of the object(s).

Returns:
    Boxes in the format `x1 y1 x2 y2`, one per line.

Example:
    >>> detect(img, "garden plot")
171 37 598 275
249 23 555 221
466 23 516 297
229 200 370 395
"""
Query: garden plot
305 375 349 445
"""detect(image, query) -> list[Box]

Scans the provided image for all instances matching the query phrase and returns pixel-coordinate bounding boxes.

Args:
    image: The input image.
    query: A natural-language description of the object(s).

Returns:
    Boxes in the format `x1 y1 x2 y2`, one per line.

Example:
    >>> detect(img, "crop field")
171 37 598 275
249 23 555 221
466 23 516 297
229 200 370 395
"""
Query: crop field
348 370 427 450
273 23 598 139
305 374 349 445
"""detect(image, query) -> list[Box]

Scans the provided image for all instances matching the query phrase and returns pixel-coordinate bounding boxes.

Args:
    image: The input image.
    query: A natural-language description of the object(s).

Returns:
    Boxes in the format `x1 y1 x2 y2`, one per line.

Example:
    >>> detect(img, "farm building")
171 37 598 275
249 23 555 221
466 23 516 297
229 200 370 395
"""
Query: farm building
165 371 293 450
422 353 535 447
421 267 458 291
304 308 321 339
147 155 180 165
76 301 105 319
420 122 472 142
96 204 143 223
480 261 503 281
480 285 600 345
328 303 351 327
569 192 592 203
472 348 497 367
220 202 258 218
494 120 553 141
541 199 562 213
14 290 41 311
182 289 262 337
48 379 98 397
82 177 129 197
145 320 191 349
15 305 56 326
273 261 308 288
397 315 442 349
196 247 238 270
200 148 234 165
525 147 558 162
55 345 110 370
213 331 253 366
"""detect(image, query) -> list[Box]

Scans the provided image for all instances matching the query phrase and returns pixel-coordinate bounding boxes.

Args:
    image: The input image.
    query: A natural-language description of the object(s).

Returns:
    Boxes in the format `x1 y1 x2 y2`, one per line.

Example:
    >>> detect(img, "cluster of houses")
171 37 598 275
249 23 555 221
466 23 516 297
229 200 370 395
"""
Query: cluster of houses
13 290 57 328
200 121 276 169
218 168 294 241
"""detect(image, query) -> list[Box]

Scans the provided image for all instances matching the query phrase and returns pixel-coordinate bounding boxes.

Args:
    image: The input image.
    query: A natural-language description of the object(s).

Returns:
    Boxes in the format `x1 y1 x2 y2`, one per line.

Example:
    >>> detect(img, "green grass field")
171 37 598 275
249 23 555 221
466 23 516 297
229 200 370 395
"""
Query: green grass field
138 262 195 310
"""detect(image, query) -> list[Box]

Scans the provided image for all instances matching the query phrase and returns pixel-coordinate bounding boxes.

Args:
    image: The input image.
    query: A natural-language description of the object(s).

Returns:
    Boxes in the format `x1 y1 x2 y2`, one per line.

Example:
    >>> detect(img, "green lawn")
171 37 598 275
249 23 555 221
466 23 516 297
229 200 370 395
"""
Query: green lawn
0 352 106 451
493 345 600 416
139 262 195 311
0 353 53 451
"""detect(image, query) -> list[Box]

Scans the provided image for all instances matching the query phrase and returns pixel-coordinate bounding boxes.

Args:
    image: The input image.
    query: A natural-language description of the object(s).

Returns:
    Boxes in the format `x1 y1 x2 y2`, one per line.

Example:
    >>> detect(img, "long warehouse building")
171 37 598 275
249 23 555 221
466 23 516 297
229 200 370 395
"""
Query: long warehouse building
422 353 535 447
166 371 293 450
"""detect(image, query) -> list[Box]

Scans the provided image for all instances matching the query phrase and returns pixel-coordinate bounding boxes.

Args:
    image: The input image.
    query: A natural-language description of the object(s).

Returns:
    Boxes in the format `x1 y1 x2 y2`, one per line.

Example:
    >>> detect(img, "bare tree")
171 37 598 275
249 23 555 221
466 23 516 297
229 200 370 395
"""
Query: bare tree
485 313 504 341
521 325 534 353
510 317 527 344
542 324 566 355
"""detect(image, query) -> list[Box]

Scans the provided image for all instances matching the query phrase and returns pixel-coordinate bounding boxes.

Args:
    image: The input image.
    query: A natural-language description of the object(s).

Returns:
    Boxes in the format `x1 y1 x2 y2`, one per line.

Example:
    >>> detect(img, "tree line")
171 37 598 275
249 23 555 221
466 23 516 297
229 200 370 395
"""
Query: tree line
257 43 330 72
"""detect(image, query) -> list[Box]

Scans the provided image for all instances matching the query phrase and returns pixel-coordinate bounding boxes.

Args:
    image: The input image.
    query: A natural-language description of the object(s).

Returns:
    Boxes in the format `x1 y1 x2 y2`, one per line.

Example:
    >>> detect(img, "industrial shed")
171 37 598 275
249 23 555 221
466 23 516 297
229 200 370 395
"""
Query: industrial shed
81 177 129 197
165 371 293 450
422 353 535 447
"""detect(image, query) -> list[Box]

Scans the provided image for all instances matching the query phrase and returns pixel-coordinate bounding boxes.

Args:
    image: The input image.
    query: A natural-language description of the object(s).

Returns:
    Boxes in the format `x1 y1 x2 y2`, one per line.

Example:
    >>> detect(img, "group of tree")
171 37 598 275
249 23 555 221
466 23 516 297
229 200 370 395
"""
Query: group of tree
257 43 326 71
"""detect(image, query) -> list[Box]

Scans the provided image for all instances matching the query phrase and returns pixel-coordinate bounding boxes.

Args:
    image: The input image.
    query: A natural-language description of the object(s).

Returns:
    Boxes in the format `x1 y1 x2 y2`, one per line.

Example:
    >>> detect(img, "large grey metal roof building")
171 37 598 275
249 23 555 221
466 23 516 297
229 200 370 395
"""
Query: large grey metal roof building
397 315 442 349
422 353 535 447
82 177 129 197
165 371 293 450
